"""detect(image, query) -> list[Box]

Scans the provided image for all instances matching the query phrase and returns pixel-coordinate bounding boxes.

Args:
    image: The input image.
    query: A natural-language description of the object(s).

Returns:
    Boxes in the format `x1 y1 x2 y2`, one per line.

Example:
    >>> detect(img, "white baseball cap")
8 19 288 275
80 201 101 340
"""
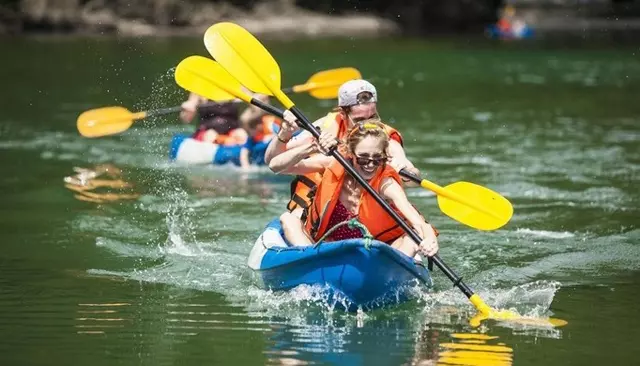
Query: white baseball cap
338 79 377 107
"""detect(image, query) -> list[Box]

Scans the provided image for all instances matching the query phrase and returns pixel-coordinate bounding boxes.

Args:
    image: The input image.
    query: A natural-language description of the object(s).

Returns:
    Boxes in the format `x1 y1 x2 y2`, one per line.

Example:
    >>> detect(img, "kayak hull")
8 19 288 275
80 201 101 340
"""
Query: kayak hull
169 133 242 165
248 219 432 311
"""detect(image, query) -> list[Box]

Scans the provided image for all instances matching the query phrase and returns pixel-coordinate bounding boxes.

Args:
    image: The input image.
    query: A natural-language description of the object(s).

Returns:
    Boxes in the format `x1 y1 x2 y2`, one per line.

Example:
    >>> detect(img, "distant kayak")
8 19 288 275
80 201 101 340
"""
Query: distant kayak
247 219 432 311
169 133 244 166
486 21 534 40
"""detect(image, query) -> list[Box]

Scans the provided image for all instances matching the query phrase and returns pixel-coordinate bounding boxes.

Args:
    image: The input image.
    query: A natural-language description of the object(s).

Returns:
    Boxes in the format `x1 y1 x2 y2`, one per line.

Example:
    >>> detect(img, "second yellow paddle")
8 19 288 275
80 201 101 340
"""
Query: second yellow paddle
399 170 513 231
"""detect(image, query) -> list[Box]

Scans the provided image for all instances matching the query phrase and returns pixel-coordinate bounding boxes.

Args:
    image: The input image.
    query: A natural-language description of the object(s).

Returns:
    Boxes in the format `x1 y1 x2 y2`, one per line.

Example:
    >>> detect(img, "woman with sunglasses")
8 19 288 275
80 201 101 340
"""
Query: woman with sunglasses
269 120 438 259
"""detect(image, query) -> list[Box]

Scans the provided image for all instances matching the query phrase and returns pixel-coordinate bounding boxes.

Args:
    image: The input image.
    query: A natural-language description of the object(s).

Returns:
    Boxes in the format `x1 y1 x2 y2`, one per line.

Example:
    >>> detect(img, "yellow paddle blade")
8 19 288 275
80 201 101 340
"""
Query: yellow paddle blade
293 67 362 99
77 107 145 138
174 56 240 102
468 294 567 328
204 22 291 107
422 180 513 231
469 309 568 328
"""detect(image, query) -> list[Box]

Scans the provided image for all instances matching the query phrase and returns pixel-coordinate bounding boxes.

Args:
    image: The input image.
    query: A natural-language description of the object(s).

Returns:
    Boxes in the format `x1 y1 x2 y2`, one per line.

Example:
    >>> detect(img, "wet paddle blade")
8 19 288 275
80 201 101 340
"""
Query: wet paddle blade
204 22 286 104
297 67 362 99
469 309 568 328
468 294 568 328
174 56 239 102
77 107 140 138
436 181 513 231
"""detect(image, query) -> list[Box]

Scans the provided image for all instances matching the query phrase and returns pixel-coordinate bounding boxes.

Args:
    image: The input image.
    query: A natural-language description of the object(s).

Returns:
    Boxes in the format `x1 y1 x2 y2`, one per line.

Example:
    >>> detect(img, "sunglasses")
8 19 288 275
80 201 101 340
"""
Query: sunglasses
355 154 387 167
356 93 375 104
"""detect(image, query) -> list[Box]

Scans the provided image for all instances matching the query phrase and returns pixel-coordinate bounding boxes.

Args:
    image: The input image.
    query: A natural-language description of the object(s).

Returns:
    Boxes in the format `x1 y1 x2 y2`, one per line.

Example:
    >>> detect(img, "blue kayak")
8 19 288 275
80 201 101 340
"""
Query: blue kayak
169 133 243 165
247 219 432 311
169 123 302 166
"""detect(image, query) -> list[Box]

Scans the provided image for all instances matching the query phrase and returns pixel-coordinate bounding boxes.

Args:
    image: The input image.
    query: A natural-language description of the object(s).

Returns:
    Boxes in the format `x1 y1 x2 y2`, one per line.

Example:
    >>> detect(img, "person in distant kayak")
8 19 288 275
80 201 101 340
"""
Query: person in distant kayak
265 79 420 221
180 92 248 145
239 94 282 169
269 120 438 258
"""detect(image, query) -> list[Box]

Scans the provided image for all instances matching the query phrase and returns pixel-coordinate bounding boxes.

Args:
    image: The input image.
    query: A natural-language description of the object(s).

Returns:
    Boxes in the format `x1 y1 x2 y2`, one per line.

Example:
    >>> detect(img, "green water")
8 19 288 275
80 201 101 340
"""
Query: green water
1 35 639 365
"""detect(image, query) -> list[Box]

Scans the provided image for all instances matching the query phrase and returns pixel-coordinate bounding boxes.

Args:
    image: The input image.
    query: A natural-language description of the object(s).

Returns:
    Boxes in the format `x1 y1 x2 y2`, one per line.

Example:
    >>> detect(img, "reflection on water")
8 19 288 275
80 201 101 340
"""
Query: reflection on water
437 333 513 366
73 298 518 366
63 164 140 203
75 302 132 335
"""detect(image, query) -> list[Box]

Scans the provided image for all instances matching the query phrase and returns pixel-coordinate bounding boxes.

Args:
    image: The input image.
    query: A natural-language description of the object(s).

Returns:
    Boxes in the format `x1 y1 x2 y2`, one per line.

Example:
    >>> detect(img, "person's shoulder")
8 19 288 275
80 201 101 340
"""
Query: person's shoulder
312 115 329 129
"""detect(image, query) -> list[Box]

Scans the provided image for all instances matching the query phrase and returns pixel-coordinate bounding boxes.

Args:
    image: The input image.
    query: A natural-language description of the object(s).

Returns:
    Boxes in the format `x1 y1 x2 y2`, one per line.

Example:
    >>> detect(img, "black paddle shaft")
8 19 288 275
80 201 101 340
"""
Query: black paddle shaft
146 100 252 119
289 106 475 297
144 99 286 121
251 99 285 119
146 106 183 118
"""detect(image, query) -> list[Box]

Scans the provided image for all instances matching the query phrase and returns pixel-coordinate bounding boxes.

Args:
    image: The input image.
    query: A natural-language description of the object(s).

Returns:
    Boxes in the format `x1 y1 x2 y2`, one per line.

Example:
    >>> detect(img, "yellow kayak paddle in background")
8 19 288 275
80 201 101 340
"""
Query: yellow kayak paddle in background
77 66 361 138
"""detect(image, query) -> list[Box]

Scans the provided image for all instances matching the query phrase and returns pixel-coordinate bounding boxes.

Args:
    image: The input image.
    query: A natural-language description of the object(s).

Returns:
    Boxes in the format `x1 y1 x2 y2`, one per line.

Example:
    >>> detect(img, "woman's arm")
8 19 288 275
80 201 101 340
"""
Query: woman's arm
380 177 439 256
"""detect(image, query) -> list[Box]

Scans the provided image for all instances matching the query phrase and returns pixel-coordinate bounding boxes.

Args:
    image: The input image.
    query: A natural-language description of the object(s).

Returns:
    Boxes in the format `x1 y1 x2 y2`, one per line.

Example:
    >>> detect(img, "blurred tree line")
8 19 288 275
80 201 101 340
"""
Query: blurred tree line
0 0 503 35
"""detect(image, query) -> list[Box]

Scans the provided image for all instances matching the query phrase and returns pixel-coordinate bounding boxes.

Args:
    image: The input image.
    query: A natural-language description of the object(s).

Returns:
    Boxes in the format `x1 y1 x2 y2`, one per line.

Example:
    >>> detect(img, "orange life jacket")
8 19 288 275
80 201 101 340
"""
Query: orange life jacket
304 161 407 244
210 128 247 146
286 112 403 214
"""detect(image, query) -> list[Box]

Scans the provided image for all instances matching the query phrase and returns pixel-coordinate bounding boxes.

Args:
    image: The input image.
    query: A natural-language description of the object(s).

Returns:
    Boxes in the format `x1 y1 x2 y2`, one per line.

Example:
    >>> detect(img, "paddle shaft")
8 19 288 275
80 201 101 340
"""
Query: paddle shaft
146 101 247 119
399 170 505 222
251 99 284 119
288 106 473 295
133 102 239 121
146 105 182 118
143 95 286 121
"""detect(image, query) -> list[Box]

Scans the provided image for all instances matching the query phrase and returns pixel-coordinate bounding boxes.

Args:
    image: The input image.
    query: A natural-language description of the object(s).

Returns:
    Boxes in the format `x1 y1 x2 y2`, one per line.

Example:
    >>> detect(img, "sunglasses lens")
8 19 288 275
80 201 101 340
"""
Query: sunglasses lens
356 156 385 166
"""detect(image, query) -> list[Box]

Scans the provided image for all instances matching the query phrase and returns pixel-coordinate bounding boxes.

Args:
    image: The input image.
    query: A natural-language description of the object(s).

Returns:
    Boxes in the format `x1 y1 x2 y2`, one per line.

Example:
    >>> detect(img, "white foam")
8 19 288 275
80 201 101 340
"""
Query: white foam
516 229 575 239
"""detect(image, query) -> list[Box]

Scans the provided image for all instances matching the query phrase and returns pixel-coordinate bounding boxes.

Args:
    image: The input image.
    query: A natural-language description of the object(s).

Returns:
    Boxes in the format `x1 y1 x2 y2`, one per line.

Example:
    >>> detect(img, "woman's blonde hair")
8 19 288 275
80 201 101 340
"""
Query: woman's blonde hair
340 119 390 156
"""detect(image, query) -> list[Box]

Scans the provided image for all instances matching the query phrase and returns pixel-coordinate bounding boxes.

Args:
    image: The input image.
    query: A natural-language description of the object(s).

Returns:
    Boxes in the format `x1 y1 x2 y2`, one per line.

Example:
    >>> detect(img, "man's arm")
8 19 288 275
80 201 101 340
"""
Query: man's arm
388 140 421 187
264 112 327 166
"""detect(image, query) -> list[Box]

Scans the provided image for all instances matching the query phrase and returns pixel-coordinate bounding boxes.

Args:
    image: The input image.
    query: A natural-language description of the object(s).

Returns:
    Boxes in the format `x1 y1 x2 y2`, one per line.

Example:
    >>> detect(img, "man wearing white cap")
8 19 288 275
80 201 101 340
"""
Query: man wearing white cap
266 79 418 174
265 79 420 219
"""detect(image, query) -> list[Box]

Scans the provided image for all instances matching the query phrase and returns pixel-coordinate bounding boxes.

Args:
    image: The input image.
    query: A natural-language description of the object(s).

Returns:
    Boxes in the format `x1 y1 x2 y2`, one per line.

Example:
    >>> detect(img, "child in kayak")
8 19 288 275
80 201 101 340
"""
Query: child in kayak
180 92 248 145
239 115 281 169
269 120 438 258
239 94 282 169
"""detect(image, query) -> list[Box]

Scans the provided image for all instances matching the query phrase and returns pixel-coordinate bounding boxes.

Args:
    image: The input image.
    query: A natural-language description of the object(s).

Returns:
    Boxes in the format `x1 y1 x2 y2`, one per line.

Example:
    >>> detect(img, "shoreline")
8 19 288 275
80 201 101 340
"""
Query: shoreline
0 1 401 39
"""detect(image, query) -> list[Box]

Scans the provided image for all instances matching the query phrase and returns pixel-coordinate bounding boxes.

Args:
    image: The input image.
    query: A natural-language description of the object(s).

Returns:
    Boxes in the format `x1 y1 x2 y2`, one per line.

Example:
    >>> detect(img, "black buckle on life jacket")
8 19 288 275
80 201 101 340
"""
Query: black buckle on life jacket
296 175 317 189
287 175 318 212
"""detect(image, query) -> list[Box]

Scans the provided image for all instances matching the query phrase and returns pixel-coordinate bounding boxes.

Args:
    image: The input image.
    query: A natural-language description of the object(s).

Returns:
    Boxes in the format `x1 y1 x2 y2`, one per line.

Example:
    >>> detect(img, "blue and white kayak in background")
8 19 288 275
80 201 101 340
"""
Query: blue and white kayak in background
248 219 432 311
169 133 242 166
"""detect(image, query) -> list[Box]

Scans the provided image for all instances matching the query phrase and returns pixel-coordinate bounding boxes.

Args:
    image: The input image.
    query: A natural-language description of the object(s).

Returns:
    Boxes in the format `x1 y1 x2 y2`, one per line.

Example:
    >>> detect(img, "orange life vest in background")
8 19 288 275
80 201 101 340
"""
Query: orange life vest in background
303 161 406 244
212 128 248 146
286 112 404 214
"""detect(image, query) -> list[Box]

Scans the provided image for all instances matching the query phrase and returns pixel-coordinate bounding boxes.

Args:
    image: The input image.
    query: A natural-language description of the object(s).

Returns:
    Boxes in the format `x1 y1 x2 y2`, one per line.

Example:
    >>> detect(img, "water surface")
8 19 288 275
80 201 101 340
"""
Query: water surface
0 35 638 365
